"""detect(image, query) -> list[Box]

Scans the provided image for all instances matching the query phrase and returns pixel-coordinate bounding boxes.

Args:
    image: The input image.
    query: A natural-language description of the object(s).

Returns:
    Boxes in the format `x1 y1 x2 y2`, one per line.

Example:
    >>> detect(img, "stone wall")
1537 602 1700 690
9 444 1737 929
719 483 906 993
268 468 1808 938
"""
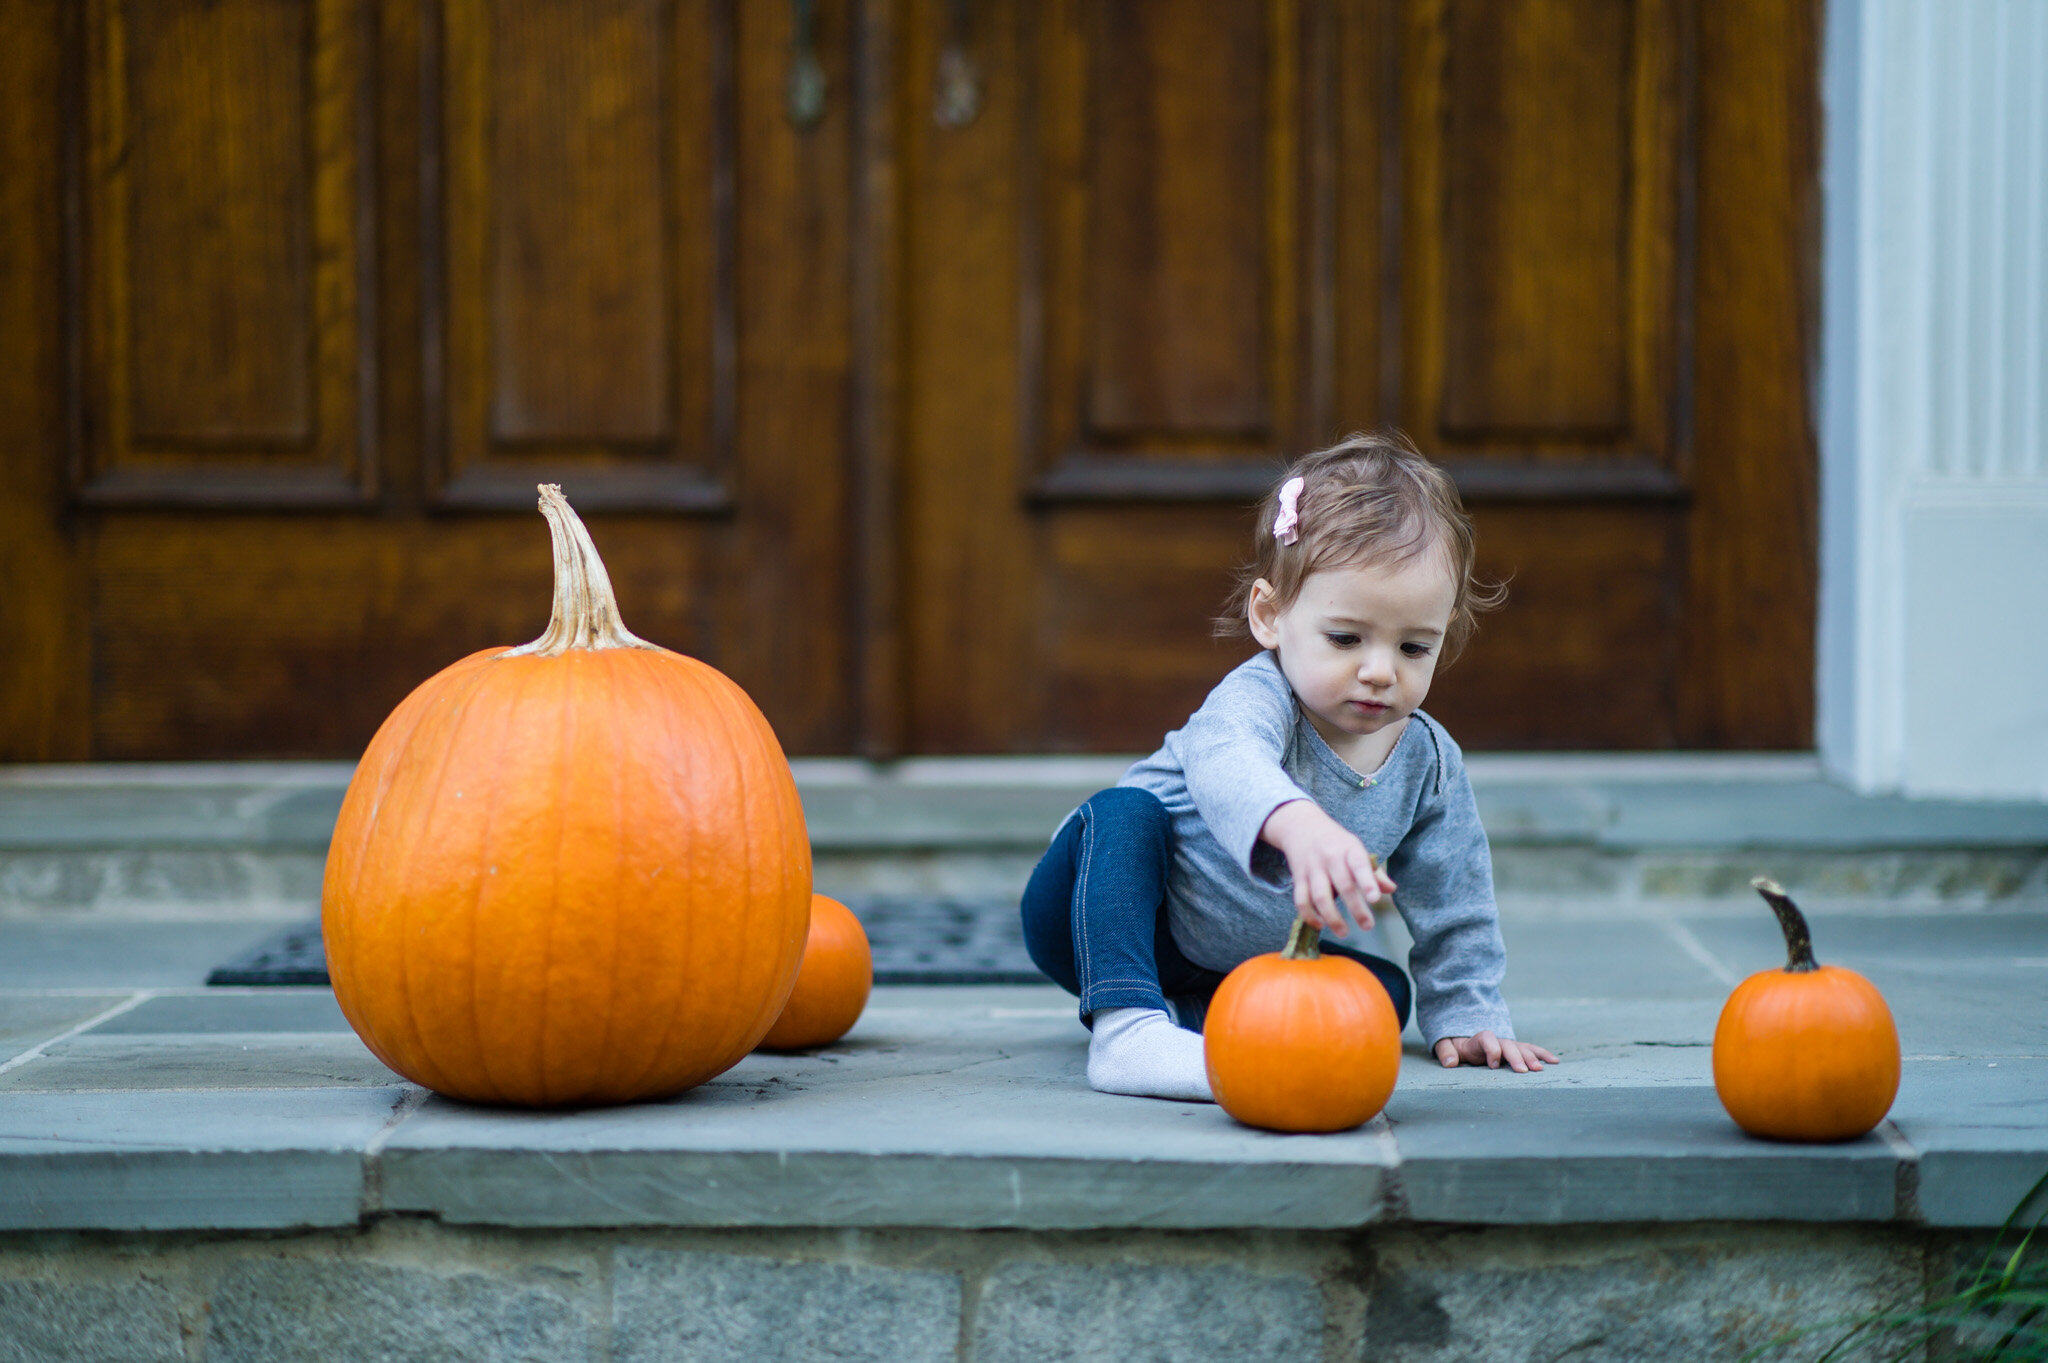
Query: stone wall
0 1220 1937 1363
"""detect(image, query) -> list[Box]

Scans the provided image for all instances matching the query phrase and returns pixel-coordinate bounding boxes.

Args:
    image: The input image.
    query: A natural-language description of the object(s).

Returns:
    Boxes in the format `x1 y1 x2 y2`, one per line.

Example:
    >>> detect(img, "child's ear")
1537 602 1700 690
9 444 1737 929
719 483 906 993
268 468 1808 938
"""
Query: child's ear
1247 579 1282 649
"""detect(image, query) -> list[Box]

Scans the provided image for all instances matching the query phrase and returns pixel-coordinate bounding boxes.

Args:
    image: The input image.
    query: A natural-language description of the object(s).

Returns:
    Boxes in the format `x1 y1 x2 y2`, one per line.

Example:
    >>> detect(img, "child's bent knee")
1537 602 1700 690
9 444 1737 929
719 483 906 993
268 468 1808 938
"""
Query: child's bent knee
1086 786 1172 837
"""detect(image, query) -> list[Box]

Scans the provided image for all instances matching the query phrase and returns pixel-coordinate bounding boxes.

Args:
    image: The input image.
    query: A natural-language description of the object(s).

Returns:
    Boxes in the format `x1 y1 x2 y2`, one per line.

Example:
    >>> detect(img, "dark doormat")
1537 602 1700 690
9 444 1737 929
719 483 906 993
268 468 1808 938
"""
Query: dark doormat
209 896 1046 987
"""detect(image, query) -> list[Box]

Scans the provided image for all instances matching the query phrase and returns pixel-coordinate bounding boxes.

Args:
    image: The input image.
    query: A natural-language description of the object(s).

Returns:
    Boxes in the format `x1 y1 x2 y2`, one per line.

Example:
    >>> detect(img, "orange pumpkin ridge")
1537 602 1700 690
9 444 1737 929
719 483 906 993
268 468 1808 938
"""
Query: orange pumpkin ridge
322 485 811 1108
336 655 503 1098
1711 877 1901 1143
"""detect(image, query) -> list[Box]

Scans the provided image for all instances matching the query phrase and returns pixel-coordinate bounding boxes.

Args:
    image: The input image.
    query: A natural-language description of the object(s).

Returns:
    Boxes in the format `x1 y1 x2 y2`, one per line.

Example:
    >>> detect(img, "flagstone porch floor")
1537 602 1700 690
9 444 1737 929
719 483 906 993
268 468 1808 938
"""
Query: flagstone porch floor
1 902 2042 1235
3 758 2046 1358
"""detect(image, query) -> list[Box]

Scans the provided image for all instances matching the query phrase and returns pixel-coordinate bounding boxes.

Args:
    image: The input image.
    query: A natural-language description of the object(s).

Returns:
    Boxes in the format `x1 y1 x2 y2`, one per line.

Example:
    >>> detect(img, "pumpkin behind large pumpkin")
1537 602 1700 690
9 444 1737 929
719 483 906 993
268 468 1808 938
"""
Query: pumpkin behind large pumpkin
322 486 811 1107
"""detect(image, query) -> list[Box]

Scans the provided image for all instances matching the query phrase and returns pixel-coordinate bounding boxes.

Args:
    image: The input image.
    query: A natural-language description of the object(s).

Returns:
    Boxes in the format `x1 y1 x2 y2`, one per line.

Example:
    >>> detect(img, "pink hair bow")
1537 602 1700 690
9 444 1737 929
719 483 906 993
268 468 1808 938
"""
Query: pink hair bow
1272 476 1305 545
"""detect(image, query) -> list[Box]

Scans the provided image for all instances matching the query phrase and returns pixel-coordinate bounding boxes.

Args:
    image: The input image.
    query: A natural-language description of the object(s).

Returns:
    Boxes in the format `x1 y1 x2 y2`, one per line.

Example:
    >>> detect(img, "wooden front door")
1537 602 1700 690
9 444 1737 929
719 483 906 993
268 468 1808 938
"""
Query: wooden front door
891 0 1817 753
0 0 1814 761
3 0 861 759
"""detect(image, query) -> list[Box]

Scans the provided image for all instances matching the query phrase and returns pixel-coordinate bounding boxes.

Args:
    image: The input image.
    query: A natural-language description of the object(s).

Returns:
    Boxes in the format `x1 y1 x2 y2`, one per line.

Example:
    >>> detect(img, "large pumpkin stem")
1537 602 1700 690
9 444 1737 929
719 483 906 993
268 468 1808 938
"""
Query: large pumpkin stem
1752 876 1819 973
1281 918 1323 960
503 484 658 658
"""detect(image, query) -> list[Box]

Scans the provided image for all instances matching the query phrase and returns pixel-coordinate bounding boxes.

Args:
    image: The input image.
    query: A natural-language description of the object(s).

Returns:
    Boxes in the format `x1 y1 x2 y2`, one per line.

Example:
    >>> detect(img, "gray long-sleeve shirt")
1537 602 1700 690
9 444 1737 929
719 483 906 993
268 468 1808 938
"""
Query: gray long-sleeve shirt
1118 650 1515 1046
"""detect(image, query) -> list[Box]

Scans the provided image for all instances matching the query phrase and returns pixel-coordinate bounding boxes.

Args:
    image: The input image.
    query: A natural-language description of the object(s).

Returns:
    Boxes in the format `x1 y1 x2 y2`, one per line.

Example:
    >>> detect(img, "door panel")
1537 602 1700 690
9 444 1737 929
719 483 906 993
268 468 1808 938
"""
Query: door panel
897 0 1813 753
1027 0 1317 495
436 0 731 509
76 0 374 507
1 0 1815 760
14 0 858 759
1403 0 1684 472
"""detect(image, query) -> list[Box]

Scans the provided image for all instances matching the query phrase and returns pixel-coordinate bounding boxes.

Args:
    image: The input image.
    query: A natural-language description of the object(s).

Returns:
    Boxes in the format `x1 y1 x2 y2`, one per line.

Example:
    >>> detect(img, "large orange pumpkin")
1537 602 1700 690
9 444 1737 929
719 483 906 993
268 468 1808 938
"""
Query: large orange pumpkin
321 485 811 1107
1204 918 1403 1133
1712 877 1900 1142
757 894 873 1051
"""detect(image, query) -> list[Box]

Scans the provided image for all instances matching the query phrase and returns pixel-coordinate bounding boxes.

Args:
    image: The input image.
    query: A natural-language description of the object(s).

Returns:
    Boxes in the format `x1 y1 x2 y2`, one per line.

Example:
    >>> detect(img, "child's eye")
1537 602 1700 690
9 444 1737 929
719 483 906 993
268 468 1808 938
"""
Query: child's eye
1325 633 1359 648
1401 642 1433 657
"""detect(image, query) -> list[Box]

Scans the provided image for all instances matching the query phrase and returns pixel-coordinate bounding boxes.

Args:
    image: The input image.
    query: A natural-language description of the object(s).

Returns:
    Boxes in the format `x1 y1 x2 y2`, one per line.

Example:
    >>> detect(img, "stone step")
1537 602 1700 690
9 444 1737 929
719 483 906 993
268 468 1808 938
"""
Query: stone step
2 756 2045 916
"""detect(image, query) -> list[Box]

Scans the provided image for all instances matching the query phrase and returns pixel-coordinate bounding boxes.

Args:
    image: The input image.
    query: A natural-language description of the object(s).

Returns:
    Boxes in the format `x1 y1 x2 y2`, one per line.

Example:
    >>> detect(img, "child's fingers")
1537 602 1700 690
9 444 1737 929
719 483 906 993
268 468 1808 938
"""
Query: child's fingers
1478 1031 1504 1069
1331 858 1376 931
1305 866 1345 934
1343 850 1380 905
1433 1038 1460 1068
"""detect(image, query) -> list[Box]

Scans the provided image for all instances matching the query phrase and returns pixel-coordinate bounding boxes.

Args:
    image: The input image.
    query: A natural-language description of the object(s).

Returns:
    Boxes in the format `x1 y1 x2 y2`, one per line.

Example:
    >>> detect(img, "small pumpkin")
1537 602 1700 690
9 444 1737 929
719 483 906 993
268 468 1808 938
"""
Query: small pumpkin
1712 877 1900 1142
1204 917 1403 1133
757 894 873 1051
322 485 810 1107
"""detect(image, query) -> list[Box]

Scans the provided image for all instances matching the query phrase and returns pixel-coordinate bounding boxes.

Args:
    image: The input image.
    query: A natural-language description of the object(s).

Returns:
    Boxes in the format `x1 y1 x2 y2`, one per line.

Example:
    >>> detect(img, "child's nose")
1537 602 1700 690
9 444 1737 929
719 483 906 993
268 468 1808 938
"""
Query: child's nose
1358 649 1396 684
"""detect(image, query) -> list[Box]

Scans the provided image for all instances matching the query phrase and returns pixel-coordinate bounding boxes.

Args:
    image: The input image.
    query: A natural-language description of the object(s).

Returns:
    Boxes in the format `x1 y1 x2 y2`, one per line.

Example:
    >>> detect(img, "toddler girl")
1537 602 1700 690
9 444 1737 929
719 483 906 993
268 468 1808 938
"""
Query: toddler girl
1020 432 1557 1101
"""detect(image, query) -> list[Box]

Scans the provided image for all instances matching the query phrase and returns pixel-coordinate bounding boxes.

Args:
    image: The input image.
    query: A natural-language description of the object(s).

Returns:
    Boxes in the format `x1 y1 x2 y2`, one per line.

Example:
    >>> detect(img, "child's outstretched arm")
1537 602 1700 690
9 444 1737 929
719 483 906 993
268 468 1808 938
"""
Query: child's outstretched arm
1259 798 1398 936
1388 724 1557 1071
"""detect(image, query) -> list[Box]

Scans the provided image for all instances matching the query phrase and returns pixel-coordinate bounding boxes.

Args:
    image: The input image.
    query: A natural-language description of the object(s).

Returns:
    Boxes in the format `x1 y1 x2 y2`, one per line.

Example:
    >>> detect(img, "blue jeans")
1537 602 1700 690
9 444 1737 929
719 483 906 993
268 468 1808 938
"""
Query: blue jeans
1019 787 1413 1031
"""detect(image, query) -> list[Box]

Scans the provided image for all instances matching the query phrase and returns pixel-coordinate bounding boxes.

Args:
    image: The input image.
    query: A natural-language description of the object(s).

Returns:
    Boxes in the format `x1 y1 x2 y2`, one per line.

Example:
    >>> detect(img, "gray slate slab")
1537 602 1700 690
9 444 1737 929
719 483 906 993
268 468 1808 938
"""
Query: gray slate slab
9 756 2047 853
0 1086 405 1230
88 988 353 1034
0 1033 403 1092
0 921 300 989
1386 1085 1901 1223
0 906 2042 1232
0 993 131 1065
1499 918 1729 1001
1680 911 2048 1056
1891 1057 2048 1226
376 989 1394 1230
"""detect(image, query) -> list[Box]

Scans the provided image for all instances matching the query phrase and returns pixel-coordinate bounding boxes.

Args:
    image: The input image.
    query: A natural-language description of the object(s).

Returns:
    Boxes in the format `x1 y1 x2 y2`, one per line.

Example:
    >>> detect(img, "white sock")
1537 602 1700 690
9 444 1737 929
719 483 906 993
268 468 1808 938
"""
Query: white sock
1086 1007 1214 1102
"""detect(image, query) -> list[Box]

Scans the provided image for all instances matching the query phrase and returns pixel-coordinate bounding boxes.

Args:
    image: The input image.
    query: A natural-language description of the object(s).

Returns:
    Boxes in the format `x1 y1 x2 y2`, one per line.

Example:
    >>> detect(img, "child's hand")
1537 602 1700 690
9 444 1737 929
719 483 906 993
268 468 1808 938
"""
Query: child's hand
1259 799 1397 936
1433 1032 1559 1073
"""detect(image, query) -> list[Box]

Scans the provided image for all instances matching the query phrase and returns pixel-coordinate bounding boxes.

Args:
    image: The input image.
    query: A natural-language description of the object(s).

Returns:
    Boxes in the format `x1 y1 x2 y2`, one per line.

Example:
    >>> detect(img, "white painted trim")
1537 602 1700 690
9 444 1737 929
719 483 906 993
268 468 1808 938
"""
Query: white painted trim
1818 0 2048 799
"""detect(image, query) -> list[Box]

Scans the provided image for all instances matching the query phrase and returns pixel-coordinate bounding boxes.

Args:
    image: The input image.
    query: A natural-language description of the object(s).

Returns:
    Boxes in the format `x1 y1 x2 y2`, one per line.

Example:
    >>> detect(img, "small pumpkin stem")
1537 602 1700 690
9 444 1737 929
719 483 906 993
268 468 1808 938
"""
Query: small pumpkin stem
1752 876 1819 973
503 484 657 658
1281 917 1323 961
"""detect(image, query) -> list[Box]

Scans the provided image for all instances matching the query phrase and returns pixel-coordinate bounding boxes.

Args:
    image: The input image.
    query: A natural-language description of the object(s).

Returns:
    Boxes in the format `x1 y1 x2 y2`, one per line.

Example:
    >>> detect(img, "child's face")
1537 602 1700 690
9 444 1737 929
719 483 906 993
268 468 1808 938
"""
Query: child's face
1247 550 1458 753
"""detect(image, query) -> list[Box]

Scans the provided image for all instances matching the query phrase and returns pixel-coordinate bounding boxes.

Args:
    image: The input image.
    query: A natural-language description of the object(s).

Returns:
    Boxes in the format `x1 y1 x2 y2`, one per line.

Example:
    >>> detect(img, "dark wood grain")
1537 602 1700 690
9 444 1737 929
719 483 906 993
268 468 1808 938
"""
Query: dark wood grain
851 0 906 756
1441 0 1631 437
129 0 312 443
1027 0 1316 495
1679 0 1818 748
899 0 1039 752
1424 506 1683 748
72 0 375 506
717 0 858 753
487 0 673 443
432 0 731 505
1402 0 1686 462
0 0 92 760
1 0 1816 760
1088 0 1268 436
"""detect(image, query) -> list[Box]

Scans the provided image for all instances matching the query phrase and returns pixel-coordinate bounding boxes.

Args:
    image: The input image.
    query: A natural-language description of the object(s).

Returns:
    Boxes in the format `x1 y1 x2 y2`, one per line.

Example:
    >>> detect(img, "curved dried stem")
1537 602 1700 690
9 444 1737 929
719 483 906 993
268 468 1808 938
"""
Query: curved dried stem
503 484 657 658
1751 876 1819 974
1281 917 1323 960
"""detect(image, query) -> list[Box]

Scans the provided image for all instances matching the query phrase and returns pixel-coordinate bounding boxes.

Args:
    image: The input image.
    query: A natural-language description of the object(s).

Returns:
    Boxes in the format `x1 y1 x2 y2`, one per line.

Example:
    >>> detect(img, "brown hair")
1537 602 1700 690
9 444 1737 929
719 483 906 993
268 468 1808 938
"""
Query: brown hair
1217 430 1505 661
